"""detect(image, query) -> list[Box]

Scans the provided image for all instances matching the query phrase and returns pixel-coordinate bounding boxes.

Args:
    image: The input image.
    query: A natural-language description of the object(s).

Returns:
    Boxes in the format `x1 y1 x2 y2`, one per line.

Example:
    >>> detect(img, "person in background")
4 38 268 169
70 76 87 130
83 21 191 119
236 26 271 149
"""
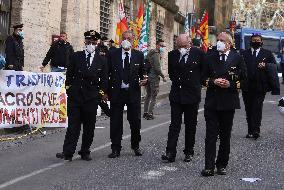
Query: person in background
241 33 280 140
40 32 74 72
280 47 284 84
108 39 116 52
0 54 6 70
143 39 167 120
5 24 24 71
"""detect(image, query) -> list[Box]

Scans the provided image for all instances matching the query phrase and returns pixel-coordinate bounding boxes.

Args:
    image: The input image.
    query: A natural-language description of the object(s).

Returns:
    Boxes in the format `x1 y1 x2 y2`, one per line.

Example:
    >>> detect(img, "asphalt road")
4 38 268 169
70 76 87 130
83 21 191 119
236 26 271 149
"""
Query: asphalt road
0 88 283 190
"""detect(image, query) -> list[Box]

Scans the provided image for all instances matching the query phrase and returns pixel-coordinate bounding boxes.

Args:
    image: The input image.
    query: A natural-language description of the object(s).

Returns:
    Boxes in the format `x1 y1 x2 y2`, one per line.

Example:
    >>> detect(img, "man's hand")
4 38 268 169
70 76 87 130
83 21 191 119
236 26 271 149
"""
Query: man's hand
102 94 108 102
258 62 266 69
214 78 230 88
162 77 167 82
39 66 45 72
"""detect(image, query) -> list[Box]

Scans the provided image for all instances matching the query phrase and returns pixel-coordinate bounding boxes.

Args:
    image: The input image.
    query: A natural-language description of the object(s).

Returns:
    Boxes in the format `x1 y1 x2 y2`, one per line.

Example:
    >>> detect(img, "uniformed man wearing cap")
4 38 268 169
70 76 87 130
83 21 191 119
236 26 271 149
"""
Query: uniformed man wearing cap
5 24 25 71
56 30 108 161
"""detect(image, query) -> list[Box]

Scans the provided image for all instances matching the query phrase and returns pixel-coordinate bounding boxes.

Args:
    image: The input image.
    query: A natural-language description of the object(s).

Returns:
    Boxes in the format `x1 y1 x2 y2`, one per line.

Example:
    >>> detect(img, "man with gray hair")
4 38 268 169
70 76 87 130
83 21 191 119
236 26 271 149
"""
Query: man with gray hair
161 34 205 163
201 32 247 176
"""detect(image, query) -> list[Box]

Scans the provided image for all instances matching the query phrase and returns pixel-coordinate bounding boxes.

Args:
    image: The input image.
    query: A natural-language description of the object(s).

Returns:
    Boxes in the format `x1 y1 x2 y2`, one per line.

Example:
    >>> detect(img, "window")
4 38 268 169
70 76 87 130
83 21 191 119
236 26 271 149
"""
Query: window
156 22 164 42
100 0 111 37
0 0 11 54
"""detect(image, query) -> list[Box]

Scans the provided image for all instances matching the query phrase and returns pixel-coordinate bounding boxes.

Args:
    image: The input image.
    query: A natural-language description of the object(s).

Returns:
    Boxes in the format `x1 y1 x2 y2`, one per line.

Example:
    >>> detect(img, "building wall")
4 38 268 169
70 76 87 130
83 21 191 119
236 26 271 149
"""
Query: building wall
9 0 181 73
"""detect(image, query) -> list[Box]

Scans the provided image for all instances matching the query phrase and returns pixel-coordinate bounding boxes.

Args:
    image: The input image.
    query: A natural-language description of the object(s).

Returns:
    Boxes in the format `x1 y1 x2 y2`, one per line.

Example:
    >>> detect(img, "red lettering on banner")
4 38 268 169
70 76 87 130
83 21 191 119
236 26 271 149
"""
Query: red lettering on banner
35 92 41 106
5 92 15 106
16 93 26 106
0 93 6 106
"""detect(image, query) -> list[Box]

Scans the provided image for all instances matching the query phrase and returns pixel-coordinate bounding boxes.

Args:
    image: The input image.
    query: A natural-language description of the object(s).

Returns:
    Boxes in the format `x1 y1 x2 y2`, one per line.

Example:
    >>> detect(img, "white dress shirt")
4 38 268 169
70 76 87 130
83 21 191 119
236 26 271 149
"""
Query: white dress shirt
219 50 230 62
179 48 191 63
251 48 261 57
85 50 96 67
121 48 131 88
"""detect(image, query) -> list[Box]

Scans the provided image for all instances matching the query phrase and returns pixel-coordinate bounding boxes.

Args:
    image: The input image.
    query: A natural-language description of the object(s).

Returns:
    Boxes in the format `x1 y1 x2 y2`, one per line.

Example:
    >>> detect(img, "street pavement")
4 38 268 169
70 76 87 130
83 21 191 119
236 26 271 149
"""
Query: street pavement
0 86 283 190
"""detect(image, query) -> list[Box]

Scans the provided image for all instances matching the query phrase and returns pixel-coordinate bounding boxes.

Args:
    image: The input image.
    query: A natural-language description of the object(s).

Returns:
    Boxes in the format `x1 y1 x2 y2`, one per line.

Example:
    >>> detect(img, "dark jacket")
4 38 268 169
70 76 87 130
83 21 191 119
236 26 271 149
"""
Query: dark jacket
241 48 280 94
108 48 146 104
202 50 247 110
42 40 74 68
65 51 108 102
168 47 205 104
4 34 24 71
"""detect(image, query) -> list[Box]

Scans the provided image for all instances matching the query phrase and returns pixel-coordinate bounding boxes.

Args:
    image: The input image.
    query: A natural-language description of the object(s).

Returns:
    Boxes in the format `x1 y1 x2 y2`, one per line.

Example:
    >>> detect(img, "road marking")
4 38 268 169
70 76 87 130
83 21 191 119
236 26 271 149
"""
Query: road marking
0 108 204 189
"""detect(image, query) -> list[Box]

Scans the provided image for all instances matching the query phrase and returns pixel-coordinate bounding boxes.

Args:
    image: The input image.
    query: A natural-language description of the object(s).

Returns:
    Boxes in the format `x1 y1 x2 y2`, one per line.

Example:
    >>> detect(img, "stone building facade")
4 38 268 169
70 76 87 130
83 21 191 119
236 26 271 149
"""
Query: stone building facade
0 0 185 73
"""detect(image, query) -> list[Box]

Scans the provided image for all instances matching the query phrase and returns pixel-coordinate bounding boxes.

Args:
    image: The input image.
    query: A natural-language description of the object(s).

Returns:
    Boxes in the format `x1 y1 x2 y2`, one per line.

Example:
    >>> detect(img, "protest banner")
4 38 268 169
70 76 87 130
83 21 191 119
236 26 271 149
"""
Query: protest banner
0 70 67 128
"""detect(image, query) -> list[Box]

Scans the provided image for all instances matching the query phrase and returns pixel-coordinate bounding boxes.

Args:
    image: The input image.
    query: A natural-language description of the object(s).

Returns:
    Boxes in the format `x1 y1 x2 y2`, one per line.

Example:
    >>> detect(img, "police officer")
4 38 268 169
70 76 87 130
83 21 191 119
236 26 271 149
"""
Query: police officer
201 32 247 176
161 34 205 163
5 24 24 71
241 34 280 139
56 30 108 161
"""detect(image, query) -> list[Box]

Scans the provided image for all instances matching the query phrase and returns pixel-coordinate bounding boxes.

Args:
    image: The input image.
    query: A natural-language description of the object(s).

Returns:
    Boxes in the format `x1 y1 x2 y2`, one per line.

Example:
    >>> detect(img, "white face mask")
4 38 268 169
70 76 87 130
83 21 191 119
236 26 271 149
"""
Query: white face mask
86 44 96 53
216 41 226 52
179 48 189 56
104 42 109 47
121 40 132 50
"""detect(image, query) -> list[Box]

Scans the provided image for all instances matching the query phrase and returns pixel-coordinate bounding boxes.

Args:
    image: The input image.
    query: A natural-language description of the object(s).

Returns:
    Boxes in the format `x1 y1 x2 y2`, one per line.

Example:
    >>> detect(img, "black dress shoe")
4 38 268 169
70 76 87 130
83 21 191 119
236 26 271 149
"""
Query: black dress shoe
217 167 227 175
133 148 143 156
253 132 260 140
201 169 214 177
161 153 175 163
81 154 92 161
184 154 193 162
108 150 120 158
143 113 149 119
245 134 254 138
56 152 72 161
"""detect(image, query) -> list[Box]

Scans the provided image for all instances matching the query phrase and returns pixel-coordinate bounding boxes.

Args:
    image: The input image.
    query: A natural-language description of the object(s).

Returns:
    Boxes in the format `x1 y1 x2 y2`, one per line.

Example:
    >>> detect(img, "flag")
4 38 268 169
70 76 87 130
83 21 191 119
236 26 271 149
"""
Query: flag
133 3 144 49
115 1 129 45
139 0 152 57
184 12 190 35
197 11 209 52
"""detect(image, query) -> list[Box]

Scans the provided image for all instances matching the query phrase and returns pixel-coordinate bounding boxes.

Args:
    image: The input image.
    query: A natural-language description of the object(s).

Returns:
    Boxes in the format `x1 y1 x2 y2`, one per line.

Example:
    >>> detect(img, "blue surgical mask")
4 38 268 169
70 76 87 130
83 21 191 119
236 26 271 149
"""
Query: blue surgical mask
159 47 165 53
18 31 24 39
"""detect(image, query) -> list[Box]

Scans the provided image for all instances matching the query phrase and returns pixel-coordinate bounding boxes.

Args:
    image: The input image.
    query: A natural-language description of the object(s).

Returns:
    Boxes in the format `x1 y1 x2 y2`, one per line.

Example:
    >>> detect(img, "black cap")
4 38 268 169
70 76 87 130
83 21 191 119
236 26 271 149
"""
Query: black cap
84 30 101 40
109 39 114 43
13 24 23 29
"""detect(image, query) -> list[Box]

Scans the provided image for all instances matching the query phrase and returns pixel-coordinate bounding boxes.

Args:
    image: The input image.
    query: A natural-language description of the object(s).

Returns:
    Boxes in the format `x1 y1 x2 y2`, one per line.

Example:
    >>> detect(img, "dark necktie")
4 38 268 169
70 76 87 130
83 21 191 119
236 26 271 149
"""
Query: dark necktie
86 53 91 69
179 54 187 65
123 52 130 84
249 50 257 78
221 54 226 63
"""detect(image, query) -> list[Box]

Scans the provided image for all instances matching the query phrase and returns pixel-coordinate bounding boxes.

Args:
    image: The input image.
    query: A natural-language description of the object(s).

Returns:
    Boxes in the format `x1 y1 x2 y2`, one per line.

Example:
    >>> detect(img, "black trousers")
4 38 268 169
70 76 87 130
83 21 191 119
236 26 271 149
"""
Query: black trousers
204 109 235 170
110 89 141 151
242 91 266 134
166 102 199 156
63 97 98 157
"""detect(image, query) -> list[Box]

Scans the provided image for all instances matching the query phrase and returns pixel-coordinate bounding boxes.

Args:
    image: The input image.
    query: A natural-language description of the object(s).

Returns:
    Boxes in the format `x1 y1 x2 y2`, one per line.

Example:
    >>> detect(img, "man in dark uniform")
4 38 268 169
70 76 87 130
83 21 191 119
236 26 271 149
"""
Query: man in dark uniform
5 24 24 71
56 30 108 161
108 39 116 52
161 34 205 163
241 34 280 139
40 32 74 72
201 32 247 176
107 30 147 158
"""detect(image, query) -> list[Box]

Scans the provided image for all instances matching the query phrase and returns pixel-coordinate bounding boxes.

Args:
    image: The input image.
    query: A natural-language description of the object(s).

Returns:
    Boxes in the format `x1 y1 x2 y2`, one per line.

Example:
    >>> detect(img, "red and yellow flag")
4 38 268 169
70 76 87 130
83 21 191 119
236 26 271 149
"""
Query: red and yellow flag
132 3 144 48
198 11 209 52
115 1 129 45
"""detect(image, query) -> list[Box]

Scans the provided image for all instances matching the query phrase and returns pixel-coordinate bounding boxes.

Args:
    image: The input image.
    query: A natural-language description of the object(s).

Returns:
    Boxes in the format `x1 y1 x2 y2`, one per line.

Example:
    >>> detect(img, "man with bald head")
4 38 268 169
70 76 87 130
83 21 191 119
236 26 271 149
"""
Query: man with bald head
201 32 247 176
161 34 205 163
